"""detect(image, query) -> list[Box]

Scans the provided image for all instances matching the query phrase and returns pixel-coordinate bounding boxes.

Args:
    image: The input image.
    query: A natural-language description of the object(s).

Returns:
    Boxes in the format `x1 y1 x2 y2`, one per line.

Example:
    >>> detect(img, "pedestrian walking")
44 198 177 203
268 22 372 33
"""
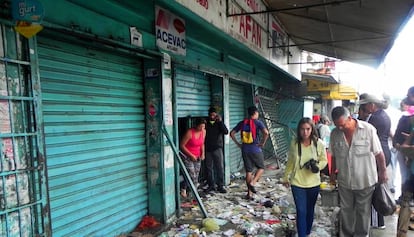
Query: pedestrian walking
330 106 387 237
282 117 327 237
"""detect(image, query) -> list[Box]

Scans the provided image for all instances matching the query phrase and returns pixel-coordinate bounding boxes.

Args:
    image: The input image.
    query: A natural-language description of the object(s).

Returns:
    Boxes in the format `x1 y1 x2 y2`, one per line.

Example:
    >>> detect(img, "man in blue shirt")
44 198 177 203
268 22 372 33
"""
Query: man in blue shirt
230 106 269 200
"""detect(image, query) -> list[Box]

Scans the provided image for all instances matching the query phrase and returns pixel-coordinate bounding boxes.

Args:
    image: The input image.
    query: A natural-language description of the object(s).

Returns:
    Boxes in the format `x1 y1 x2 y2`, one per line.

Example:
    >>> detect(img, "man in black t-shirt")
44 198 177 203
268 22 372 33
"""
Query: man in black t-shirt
204 107 229 193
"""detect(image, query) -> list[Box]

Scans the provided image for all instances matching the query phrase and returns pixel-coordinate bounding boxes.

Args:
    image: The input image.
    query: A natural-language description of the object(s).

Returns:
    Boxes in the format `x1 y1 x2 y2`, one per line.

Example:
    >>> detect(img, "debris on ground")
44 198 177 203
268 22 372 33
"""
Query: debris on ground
141 169 340 237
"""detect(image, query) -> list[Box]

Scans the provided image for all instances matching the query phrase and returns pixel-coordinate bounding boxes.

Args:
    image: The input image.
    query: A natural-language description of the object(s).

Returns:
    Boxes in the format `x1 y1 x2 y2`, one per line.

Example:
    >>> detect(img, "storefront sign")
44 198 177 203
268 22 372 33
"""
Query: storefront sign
130 27 143 47
225 0 268 57
12 0 44 38
12 0 44 23
155 6 186 56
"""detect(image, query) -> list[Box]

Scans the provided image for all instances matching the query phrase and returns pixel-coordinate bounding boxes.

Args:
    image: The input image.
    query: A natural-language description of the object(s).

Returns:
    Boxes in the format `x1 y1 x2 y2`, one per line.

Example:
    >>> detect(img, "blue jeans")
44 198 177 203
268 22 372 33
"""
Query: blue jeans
291 185 320 237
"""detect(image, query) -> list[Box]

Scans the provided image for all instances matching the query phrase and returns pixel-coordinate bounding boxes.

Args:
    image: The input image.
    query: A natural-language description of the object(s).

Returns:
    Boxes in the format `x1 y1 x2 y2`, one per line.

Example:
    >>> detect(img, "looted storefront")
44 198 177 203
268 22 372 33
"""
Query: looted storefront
0 0 301 236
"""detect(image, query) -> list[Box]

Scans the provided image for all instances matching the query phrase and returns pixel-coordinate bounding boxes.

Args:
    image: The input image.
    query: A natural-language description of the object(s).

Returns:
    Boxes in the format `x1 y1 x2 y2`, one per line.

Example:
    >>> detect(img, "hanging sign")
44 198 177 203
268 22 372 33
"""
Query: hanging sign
12 0 44 23
14 21 43 38
155 6 186 56
12 0 44 38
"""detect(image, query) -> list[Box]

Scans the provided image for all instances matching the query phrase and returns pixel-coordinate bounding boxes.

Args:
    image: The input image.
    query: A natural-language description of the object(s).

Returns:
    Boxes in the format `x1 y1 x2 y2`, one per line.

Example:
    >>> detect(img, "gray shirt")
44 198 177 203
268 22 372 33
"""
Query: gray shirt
330 119 383 190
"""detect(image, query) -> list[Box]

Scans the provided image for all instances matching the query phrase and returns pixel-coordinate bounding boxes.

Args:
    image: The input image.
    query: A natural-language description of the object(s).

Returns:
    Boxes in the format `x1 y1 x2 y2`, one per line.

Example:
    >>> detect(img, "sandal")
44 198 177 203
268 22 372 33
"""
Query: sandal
247 183 257 193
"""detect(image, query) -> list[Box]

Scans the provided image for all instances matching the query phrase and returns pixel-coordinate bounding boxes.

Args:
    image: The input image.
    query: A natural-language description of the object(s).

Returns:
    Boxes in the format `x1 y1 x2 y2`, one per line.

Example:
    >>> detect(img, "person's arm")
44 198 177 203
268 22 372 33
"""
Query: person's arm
200 131 206 160
282 141 295 187
230 129 241 148
215 115 229 135
329 136 337 183
317 140 328 170
375 151 387 183
220 121 229 135
371 126 387 183
329 156 337 183
180 129 197 161
258 127 269 147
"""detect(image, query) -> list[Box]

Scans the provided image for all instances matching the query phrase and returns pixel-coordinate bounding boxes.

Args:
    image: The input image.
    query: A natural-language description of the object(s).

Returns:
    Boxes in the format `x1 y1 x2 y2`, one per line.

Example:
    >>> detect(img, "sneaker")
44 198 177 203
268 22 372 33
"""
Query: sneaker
217 186 227 193
378 225 386 230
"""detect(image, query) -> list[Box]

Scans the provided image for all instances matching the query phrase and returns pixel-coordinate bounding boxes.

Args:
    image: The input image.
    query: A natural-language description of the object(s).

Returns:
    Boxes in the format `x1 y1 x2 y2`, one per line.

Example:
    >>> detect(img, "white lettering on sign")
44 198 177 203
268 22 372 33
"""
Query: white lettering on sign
18 2 36 17
155 6 186 55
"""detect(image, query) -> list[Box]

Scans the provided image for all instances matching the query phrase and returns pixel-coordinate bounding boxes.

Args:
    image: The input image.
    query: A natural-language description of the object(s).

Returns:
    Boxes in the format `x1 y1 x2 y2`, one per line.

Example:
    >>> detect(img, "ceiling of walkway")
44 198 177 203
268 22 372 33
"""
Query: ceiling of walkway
263 0 414 67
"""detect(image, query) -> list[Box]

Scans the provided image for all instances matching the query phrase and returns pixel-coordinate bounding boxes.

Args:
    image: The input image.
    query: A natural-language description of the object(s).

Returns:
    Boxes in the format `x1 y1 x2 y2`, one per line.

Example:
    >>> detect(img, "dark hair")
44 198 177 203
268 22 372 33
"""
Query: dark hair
331 106 350 121
407 87 414 105
408 86 414 96
208 107 216 114
193 118 207 127
296 117 318 144
247 106 258 116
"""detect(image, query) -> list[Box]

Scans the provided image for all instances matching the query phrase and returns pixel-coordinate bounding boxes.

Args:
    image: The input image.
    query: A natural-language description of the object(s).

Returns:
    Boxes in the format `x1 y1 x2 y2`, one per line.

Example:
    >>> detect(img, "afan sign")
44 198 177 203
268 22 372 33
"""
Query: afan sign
227 0 267 56
155 6 186 56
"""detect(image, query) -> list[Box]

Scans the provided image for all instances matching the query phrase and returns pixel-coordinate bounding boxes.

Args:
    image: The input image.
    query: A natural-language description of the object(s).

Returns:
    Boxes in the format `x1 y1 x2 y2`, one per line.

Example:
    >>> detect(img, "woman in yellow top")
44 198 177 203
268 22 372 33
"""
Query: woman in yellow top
282 117 328 237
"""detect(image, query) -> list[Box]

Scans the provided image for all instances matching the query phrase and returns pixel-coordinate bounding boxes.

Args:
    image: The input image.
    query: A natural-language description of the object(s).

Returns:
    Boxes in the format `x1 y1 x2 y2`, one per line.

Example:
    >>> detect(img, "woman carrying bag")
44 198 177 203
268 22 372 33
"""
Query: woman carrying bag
282 117 328 237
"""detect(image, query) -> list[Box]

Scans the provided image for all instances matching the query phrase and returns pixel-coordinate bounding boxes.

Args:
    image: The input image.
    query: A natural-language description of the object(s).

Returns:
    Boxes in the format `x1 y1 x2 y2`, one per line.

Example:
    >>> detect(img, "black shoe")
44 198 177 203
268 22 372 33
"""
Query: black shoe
204 186 215 193
217 186 227 193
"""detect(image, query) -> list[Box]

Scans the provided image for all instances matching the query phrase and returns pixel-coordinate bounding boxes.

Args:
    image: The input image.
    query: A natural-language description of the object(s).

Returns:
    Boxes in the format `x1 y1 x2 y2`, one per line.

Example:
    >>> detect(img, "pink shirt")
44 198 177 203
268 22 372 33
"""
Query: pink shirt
185 128 205 157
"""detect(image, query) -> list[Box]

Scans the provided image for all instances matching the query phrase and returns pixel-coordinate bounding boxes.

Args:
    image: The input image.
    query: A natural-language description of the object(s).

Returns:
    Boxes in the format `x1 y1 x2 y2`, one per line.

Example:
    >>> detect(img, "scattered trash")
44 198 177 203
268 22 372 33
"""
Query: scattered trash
135 215 161 231
128 163 339 236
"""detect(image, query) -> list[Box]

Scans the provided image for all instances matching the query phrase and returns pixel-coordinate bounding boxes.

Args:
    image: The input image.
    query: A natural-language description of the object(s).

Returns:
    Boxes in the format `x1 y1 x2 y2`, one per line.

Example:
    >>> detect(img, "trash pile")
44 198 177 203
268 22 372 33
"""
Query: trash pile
157 171 340 237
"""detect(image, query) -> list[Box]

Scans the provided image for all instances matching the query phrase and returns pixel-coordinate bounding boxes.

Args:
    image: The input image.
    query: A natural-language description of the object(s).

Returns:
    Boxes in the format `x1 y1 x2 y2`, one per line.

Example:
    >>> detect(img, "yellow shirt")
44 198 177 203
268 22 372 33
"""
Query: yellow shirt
283 139 328 188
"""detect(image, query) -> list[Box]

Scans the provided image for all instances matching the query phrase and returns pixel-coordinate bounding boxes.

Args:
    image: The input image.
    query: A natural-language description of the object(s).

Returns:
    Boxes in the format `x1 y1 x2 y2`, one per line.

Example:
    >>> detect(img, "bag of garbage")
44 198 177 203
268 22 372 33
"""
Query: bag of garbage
372 183 397 216
201 218 219 232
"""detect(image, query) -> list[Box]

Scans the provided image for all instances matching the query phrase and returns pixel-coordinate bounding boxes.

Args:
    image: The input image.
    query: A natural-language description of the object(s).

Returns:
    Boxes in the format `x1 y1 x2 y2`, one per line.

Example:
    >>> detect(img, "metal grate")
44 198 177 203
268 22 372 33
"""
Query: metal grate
0 23 50 237
257 88 298 166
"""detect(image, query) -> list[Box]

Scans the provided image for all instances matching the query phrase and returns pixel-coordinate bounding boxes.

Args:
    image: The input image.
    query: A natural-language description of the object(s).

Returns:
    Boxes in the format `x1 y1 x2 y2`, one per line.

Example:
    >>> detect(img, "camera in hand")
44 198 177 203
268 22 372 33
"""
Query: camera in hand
303 159 319 173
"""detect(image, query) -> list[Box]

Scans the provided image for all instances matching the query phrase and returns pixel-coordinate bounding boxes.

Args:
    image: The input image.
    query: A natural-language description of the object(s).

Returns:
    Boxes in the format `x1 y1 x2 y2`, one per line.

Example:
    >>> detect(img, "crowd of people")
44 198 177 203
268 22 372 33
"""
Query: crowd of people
177 86 414 237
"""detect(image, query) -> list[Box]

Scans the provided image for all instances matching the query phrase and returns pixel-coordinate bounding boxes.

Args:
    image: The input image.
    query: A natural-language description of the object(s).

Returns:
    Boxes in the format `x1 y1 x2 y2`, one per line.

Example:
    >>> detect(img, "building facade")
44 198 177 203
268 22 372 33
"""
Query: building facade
0 1 306 236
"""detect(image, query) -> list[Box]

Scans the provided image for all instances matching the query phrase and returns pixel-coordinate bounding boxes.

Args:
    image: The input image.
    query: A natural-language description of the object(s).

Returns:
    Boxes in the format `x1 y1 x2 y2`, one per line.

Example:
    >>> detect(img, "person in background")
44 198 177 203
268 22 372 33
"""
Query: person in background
357 93 372 122
179 118 206 198
282 117 327 237
312 109 320 125
316 115 331 175
358 93 392 230
230 106 269 200
394 97 413 193
395 86 414 237
330 106 387 237
204 107 229 193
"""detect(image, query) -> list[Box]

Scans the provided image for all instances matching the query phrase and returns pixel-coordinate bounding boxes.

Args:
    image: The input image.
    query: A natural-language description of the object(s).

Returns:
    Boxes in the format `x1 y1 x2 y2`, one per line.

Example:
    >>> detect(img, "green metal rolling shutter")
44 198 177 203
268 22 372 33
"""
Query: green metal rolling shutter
228 82 249 173
37 36 147 236
175 67 211 118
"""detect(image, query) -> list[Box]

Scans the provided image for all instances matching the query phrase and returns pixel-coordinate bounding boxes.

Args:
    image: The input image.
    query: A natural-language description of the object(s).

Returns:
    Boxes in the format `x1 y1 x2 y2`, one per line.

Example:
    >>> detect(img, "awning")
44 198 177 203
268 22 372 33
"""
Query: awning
263 0 414 68
320 84 358 100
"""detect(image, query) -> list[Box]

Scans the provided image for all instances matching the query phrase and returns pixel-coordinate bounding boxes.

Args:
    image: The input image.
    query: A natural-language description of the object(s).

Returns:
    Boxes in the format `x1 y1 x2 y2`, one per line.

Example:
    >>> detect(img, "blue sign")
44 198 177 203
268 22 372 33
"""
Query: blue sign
12 0 44 23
